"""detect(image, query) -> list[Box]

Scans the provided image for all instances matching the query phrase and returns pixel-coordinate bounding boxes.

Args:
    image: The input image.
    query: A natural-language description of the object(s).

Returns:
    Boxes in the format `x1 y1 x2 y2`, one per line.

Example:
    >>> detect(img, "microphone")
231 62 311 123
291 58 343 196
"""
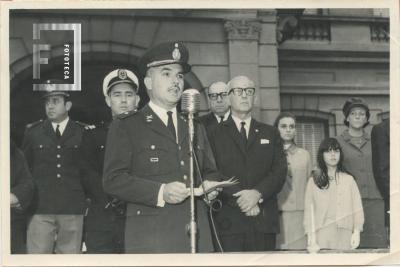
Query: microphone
181 88 200 253
181 89 200 114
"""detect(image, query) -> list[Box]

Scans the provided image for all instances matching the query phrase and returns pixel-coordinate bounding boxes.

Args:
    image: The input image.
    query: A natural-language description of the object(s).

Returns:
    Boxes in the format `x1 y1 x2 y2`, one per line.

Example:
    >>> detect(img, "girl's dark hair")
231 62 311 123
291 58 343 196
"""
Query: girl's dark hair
273 112 296 128
314 137 349 189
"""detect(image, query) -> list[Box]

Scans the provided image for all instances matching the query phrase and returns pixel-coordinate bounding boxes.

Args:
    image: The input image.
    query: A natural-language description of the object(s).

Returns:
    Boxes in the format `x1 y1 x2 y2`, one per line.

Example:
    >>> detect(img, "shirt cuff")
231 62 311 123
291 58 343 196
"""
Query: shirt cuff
157 184 166 207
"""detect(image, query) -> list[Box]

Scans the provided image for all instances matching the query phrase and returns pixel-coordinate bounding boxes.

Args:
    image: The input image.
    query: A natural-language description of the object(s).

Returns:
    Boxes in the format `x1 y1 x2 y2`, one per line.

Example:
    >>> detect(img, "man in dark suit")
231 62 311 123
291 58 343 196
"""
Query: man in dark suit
199 81 230 138
10 140 34 254
103 41 221 253
371 119 390 233
209 75 287 252
22 82 86 253
80 69 140 253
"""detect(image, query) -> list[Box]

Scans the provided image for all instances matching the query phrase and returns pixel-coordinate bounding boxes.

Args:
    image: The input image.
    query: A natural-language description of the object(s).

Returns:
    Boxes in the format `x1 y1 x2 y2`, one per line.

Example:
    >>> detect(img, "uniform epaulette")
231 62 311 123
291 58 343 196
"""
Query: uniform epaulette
116 110 138 120
25 119 44 129
75 121 95 130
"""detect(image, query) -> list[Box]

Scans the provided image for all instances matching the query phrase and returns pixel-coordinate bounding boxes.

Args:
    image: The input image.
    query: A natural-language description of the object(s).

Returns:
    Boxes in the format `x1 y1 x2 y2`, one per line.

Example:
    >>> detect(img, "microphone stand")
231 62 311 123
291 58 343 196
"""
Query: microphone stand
188 112 197 253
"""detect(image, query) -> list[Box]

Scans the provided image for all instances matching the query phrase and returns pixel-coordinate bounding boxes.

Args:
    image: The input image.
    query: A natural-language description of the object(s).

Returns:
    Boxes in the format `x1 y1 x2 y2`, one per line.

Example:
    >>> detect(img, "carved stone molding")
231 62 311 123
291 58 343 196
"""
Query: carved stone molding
224 20 261 40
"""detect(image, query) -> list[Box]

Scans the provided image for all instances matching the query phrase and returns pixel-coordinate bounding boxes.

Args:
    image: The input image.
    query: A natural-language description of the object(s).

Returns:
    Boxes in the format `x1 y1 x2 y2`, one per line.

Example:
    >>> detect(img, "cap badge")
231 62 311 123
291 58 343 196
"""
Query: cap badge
172 43 181 61
118 69 127 80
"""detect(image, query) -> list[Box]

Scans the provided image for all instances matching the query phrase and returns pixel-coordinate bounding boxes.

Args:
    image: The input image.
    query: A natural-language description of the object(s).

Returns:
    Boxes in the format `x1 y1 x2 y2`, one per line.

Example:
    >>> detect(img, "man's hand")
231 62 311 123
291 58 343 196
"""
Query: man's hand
233 189 262 213
245 204 260 216
163 182 189 204
202 180 222 201
10 193 21 208
350 230 361 249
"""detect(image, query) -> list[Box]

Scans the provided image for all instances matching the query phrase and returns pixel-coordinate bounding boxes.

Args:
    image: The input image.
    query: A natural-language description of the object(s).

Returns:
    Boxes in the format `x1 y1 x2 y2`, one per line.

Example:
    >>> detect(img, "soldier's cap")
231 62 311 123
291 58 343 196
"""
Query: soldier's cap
138 41 191 76
41 79 70 98
342 97 370 127
102 69 139 97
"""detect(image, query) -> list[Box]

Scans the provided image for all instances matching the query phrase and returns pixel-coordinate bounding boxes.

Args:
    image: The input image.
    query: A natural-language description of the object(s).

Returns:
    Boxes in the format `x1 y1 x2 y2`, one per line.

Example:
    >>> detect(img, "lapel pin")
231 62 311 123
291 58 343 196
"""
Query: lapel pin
255 129 259 133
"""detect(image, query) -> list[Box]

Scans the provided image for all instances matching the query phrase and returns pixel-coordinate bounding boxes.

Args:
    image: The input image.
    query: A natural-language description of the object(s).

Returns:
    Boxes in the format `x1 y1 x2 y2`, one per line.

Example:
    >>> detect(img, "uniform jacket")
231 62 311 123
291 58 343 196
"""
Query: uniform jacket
277 145 312 211
371 120 390 204
208 117 287 235
80 122 123 232
103 104 221 253
11 141 34 221
336 129 382 200
22 119 86 215
303 172 364 234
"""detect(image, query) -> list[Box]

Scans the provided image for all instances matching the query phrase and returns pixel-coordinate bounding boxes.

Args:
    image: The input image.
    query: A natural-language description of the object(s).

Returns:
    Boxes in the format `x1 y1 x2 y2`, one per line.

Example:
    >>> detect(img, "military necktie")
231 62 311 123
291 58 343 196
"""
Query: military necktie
219 116 224 124
240 121 247 144
55 124 61 139
167 111 176 141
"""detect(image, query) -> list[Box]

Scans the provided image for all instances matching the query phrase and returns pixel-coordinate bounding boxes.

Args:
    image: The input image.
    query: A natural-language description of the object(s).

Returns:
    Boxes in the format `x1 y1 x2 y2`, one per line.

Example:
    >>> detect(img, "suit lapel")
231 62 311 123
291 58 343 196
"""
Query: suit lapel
177 114 188 146
60 119 75 143
43 119 58 143
223 117 246 155
141 105 177 143
246 119 260 150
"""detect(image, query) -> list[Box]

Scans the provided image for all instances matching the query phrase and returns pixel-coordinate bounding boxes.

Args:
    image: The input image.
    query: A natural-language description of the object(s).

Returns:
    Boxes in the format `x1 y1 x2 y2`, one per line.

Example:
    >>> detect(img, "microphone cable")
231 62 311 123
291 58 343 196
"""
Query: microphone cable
191 138 224 253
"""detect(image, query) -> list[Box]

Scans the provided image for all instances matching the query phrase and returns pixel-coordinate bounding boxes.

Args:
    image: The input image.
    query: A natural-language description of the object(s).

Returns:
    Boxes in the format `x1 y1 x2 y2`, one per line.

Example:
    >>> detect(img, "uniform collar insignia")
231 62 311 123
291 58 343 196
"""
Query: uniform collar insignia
146 114 153 122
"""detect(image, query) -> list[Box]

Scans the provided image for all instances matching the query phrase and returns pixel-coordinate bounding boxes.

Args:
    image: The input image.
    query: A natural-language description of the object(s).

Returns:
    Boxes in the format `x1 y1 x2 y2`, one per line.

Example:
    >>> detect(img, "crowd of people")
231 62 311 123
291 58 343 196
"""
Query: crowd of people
10 41 390 254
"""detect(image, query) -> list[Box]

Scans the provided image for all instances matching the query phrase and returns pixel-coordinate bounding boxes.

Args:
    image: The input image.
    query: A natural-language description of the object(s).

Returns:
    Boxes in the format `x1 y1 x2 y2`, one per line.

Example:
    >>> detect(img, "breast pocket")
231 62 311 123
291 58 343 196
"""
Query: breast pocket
133 144 175 176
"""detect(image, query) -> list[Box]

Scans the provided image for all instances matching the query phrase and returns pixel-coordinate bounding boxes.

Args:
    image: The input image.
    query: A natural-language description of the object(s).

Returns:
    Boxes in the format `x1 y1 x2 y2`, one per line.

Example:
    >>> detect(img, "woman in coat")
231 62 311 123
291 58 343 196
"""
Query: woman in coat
275 112 312 250
336 98 387 248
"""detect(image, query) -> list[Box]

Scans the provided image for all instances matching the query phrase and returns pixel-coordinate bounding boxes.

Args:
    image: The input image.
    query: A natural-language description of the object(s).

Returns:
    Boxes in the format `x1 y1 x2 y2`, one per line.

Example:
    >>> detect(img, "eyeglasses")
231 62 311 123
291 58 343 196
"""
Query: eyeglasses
229 87 256 97
208 92 228 101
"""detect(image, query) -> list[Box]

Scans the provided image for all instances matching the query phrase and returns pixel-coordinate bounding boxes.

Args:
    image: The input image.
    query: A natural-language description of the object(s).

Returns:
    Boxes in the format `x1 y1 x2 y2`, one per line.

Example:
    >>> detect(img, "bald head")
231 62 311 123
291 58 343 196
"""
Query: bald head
227 76 255 90
207 81 230 116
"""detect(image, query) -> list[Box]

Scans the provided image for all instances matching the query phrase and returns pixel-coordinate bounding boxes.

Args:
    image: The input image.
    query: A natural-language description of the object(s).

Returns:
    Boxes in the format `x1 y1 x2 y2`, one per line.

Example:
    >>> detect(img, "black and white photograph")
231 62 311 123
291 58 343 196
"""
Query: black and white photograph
1 0 399 266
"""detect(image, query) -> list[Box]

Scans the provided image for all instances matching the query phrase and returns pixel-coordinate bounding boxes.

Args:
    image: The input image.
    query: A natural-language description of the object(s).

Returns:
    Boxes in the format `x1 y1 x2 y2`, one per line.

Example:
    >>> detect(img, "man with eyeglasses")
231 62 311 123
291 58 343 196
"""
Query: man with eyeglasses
199 81 230 138
208 75 287 252
22 80 87 253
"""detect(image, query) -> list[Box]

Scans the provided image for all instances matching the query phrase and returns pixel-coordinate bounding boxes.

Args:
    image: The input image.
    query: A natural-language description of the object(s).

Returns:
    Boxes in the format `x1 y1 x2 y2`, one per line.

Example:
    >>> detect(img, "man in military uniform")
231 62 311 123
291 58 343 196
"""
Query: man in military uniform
80 69 140 253
208 76 287 251
199 81 230 138
22 81 86 253
103 42 221 253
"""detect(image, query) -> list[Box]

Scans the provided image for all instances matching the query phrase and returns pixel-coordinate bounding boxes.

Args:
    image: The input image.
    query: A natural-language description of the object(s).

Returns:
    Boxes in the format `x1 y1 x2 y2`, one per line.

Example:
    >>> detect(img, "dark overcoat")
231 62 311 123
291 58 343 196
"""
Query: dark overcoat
103 104 220 253
208 117 287 236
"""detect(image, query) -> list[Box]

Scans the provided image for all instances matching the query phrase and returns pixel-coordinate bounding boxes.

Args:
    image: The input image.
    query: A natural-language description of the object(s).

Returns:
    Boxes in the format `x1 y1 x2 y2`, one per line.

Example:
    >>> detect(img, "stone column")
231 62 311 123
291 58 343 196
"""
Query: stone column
224 11 281 125
224 19 262 121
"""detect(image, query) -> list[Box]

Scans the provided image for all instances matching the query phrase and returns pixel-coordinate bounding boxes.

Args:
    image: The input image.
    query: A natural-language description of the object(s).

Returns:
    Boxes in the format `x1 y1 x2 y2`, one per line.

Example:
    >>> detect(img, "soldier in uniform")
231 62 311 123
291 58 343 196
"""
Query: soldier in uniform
10 140 35 254
199 81 231 139
80 69 140 253
103 41 222 253
22 81 87 253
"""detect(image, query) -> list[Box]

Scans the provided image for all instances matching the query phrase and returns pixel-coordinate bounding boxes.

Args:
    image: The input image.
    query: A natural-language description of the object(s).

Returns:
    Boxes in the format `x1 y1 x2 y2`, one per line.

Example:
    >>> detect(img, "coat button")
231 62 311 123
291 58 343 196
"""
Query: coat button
180 160 184 166
100 145 104 149
137 210 141 215
57 145 61 149
57 164 61 168
150 145 155 150
178 146 182 150
57 174 61 178
183 175 188 180
39 144 43 148
57 154 61 158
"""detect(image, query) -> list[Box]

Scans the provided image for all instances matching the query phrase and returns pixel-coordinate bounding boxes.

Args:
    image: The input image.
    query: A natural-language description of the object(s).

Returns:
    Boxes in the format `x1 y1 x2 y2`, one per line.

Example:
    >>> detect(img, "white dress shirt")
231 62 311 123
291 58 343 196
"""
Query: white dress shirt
51 117 69 136
213 110 231 123
231 114 251 138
